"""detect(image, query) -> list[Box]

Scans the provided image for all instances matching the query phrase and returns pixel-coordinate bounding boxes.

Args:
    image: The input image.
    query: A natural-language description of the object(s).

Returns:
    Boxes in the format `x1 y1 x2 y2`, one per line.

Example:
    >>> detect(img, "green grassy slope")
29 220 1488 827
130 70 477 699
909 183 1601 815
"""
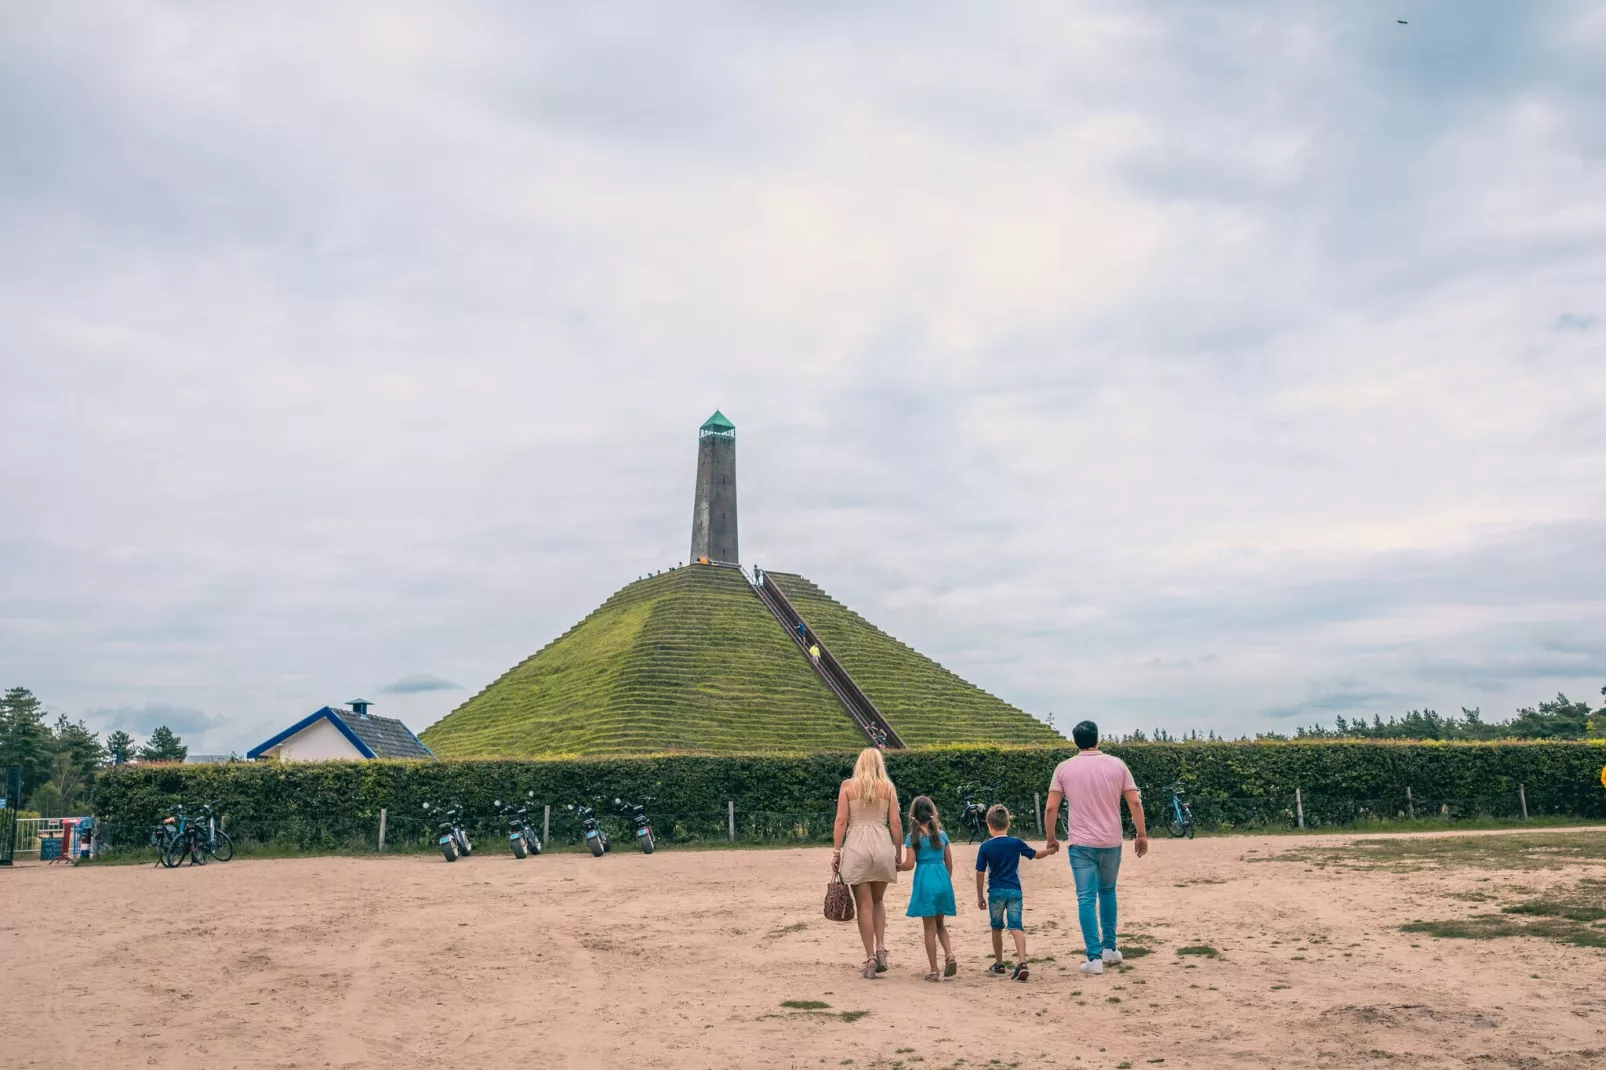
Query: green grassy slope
421 566 865 757
766 572 1063 747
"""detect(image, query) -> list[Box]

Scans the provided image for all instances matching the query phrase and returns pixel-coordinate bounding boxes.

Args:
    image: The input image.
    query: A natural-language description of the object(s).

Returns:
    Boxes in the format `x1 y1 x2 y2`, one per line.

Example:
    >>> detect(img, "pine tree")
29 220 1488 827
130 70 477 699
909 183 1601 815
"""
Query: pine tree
106 730 135 765
0 687 54 797
137 725 187 763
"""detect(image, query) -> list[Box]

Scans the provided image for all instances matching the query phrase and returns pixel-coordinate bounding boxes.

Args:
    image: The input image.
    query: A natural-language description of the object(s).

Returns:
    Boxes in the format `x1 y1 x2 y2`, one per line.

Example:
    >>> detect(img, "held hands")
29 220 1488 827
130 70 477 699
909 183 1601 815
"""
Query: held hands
1041 838 1060 856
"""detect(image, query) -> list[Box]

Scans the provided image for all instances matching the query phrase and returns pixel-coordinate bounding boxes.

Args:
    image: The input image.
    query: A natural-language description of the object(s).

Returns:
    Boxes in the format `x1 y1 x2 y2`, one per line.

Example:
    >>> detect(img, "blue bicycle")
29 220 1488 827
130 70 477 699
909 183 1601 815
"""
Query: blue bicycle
1164 784 1196 839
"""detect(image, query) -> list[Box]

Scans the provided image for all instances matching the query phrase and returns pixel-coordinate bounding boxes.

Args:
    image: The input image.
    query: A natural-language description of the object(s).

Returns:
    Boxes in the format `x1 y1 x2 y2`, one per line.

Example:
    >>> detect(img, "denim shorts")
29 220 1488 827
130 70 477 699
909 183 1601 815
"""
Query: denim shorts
988 888 1024 931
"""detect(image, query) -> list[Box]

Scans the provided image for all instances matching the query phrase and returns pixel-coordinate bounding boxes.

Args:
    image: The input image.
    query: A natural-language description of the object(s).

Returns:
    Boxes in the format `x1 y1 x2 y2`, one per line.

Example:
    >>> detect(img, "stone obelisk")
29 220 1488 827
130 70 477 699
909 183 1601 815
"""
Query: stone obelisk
689 410 738 564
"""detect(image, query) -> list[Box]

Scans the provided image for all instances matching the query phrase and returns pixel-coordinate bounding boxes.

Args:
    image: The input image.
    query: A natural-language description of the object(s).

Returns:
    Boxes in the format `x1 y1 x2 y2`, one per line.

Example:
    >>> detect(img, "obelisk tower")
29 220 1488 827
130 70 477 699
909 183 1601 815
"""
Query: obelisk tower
689 410 739 564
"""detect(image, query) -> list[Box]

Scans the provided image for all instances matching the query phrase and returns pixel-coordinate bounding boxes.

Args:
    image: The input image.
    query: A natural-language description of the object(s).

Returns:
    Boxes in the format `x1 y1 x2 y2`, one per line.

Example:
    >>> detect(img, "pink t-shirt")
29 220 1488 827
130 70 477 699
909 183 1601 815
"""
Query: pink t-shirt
1049 751 1138 848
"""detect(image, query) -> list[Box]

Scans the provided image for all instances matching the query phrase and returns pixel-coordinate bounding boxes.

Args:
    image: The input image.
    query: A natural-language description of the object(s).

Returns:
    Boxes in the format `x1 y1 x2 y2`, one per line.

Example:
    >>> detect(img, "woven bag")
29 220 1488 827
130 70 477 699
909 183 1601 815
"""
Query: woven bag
823 863 855 922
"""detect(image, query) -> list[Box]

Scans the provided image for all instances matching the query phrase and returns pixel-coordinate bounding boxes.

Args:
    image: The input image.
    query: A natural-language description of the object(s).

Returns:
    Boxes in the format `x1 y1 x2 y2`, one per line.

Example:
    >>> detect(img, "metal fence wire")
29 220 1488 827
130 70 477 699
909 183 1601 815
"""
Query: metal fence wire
75 783 1585 862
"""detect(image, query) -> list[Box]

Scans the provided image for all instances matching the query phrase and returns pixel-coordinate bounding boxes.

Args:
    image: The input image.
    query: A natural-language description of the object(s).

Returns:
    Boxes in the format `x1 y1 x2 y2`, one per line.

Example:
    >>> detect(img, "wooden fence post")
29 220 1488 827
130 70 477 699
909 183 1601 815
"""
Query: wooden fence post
1034 792 1043 835
1295 787 1305 830
377 808 387 851
1406 786 1414 821
543 805 551 848
728 800 736 842
1519 784 1528 821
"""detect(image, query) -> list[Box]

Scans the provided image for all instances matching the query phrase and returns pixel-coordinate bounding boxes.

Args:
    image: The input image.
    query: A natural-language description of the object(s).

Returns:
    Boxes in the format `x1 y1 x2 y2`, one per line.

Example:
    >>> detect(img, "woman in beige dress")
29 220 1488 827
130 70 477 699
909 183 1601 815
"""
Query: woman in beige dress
832 747 903 979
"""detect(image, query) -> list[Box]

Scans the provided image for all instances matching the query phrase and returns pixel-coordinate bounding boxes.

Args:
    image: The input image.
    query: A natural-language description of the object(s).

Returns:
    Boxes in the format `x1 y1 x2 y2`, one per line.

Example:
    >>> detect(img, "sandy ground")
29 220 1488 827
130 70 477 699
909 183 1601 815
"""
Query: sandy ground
3 829 1604 1070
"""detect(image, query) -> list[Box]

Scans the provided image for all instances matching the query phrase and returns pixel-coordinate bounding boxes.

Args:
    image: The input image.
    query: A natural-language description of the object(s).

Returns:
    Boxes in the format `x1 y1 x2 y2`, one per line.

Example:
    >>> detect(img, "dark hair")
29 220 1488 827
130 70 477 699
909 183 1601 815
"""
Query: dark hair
1072 720 1100 750
907 795 944 850
986 804 1010 831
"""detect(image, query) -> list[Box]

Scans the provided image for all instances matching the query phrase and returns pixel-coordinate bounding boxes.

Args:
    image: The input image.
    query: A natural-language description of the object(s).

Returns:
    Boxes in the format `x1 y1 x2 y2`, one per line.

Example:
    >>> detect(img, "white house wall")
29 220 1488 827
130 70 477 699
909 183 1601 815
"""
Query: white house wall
265 717 367 761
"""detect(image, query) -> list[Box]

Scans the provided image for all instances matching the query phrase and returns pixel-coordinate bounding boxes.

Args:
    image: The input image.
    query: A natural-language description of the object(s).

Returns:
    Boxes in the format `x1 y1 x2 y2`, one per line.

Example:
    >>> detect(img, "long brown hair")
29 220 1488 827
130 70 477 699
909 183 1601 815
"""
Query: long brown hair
907 795 943 850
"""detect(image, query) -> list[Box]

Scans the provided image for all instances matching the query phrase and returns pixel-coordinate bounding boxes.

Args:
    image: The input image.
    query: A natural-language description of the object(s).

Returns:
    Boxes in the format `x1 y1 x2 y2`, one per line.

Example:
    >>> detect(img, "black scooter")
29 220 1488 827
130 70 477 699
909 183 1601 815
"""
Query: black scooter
957 783 996 843
567 803 611 857
495 791 542 858
614 796 656 854
423 801 472 862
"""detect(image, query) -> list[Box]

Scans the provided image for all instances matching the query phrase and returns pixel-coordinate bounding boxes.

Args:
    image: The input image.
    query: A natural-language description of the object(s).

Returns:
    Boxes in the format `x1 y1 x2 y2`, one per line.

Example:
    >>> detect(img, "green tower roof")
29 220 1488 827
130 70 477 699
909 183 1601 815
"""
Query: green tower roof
700 410 735 432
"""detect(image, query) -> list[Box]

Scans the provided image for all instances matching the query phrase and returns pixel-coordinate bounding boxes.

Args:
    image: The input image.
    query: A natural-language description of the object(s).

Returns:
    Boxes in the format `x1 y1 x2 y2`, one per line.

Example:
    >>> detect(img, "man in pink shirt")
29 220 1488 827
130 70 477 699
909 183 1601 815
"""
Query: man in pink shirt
1043 720 1148 975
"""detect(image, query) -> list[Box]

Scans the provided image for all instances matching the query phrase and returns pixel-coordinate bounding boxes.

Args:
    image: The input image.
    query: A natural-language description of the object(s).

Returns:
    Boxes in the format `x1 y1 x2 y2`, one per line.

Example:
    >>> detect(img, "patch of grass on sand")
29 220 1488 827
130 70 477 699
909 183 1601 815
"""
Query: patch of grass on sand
1255 831 1606 872
764 1002 870 1024
1176 945 1220 958
1402 879 1606 948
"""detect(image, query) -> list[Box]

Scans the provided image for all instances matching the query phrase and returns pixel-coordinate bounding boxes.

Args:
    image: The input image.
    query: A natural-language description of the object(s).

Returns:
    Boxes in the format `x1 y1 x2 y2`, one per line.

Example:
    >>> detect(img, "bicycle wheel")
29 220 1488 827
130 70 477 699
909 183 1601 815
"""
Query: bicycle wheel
209 829 234 862
190 837 207 865
1167 819 1186 838
162 837 187 868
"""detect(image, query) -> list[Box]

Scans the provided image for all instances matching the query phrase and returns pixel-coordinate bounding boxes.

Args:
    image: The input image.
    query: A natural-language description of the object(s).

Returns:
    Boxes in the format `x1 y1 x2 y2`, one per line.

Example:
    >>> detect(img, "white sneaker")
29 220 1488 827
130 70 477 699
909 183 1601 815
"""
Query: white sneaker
1103 949 1124 966
1080 958 1104 976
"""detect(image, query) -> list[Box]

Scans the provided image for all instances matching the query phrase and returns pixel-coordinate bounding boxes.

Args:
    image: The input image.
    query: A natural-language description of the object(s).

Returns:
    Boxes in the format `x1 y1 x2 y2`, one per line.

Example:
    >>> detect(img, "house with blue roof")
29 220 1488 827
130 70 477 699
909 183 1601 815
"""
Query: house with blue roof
247 700 434 761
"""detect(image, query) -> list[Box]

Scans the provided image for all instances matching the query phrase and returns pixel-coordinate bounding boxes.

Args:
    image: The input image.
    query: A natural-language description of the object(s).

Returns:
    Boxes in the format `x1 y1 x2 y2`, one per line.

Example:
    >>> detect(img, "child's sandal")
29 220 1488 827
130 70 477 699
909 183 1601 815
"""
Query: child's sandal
923 971 942 983
944 955 957 978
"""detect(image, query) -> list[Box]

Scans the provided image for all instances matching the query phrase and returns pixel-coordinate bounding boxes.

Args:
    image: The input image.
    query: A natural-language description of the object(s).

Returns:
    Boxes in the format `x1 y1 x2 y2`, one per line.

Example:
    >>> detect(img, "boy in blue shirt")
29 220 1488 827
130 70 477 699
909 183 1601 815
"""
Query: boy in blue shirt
975 804 1057 980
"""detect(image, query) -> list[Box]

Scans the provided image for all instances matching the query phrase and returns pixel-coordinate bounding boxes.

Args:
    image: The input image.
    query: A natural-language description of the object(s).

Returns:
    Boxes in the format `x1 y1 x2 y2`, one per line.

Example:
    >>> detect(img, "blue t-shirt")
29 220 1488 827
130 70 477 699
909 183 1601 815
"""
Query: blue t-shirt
975 834 1036 892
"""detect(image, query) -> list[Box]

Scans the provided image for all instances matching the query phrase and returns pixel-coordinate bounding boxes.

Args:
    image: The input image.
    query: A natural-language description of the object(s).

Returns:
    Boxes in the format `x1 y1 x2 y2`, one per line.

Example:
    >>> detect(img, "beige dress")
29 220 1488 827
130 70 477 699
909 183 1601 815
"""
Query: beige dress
838 793 897 886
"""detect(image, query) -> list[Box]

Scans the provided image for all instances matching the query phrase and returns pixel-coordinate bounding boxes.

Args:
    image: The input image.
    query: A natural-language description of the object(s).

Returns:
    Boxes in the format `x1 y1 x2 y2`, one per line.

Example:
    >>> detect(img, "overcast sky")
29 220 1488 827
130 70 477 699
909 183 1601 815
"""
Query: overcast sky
3 2 1603 753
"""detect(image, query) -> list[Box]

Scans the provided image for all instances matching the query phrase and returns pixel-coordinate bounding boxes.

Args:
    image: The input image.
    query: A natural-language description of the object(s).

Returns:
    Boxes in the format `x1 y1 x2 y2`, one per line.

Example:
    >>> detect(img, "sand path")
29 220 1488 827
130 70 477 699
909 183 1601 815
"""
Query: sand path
3 828 1603 1069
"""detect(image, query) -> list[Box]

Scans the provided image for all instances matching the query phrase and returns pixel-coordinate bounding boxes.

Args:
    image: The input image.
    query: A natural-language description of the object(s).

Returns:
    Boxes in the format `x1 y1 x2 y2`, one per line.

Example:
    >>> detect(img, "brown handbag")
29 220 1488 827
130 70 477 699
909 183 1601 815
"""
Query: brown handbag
824 860 856 922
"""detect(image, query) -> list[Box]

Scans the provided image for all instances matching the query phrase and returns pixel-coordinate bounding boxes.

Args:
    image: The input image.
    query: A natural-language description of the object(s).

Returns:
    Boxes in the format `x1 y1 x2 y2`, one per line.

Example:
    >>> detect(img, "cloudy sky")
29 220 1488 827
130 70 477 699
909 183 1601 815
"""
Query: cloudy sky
3 2 1603 753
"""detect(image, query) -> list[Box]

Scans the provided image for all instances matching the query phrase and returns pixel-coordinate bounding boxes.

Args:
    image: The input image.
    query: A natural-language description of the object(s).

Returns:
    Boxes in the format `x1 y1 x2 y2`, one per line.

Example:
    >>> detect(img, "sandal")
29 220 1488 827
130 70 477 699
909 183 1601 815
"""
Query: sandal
923 971 942 983
875 946 888 974
987 962 1008 976
944 955 957 978
862 957 878 980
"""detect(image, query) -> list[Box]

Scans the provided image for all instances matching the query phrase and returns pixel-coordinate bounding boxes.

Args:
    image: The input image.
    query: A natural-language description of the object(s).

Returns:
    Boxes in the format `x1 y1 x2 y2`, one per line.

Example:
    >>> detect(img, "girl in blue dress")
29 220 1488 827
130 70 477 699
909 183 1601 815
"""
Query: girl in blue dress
899 795 958 981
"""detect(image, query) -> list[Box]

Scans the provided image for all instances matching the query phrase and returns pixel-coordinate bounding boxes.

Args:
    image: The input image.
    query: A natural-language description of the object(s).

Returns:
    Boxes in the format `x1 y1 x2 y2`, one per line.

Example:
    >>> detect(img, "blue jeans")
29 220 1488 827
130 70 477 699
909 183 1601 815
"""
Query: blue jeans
988 889 1024 931
1068 845 1122 960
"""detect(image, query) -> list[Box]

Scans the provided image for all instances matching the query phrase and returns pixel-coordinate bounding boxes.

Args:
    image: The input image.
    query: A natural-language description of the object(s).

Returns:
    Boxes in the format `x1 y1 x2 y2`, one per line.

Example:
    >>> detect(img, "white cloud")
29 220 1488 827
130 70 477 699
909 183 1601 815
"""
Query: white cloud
1 2 1603 750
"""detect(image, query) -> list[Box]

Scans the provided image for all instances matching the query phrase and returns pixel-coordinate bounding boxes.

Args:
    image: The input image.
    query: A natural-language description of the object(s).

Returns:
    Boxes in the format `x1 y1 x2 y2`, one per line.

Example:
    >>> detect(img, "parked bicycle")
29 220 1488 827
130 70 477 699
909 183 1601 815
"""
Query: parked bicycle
1164 784 1197 839
957 783 997 842
160 804 207 867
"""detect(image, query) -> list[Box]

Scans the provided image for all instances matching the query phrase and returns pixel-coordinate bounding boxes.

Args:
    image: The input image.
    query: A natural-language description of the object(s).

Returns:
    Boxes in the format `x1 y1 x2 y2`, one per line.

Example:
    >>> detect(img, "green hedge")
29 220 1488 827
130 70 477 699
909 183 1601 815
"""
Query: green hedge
90 741 1606 848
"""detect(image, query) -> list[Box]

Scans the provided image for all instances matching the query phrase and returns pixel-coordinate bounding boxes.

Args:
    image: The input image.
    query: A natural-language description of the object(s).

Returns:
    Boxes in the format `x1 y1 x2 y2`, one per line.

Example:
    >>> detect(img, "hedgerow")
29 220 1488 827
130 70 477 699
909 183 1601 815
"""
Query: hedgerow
90 740 1606 849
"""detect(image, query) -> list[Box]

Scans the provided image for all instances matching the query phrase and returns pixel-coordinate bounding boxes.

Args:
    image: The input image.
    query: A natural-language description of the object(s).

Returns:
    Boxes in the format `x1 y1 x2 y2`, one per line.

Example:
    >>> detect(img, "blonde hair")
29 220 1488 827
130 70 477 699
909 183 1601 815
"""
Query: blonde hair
850 747 894 804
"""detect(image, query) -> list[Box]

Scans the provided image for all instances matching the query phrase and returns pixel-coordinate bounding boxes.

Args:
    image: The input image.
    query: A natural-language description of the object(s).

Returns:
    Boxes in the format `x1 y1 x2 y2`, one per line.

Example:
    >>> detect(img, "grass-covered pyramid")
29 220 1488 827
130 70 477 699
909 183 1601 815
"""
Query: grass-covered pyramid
421 565 1060 757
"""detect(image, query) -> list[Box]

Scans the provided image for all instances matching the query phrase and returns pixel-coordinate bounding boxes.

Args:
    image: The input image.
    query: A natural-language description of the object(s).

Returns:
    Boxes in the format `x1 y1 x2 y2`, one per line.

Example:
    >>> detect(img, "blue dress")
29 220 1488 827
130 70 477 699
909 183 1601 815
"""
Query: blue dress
904 830 957 918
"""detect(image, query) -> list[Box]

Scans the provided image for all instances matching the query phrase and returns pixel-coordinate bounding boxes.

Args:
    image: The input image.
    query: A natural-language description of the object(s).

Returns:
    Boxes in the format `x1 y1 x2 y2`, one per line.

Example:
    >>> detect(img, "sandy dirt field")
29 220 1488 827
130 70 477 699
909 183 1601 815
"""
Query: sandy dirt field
3 829 1603 1070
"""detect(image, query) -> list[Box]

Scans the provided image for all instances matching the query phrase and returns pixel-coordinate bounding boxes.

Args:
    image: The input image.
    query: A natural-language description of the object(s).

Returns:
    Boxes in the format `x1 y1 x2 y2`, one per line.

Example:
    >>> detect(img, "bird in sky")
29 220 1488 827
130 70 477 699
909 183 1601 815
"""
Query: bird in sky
1398 19 1408 24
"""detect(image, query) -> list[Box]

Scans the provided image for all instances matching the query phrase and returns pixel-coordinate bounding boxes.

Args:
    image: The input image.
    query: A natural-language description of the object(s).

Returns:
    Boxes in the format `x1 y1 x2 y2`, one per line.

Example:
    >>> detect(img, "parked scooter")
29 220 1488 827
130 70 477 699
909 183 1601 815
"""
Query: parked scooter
614 796 657 854
423 801 472 862
567 803 611 857
495 791 542 859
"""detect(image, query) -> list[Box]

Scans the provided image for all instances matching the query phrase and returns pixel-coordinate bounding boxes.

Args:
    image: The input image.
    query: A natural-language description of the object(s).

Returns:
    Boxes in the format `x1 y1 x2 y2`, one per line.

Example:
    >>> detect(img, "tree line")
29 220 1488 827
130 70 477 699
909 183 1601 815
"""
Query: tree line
0 687 189 816
1079 687 1606 744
